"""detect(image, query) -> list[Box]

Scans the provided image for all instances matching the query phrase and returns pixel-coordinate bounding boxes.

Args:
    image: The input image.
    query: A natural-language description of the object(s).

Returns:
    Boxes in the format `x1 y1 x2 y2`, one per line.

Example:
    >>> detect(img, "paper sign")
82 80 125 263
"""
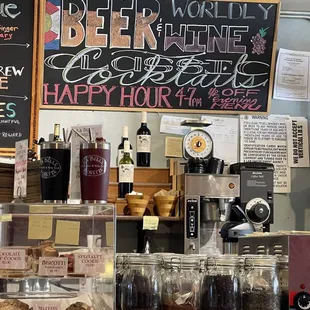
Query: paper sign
28 216 53 240
165 137 183 158
143 216 159 230
105 222 114 246
0 214 12 222
274 48 310 101
32 301 61 310
160 115 192 135
70 125 102 200
287 117 310 167
38 257 68 277
240 115 291 193
55 220 80 245
14 139 28 198
74 253 105 275
29 205 54 214
0 249 26 269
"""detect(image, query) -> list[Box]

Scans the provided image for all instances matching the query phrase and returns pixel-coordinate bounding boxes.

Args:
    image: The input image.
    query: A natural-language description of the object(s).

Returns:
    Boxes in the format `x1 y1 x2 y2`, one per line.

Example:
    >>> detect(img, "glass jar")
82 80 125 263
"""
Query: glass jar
163 255 201 310
201 255 242 310
122 254 162 310
116 254 125 310
278 255 289 310
242 255 280 310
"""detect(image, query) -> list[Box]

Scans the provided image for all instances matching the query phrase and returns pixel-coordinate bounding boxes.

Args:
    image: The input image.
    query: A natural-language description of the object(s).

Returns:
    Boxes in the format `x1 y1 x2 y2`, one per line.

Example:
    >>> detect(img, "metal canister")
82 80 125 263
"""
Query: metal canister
40 141 71 203
80 139 111 203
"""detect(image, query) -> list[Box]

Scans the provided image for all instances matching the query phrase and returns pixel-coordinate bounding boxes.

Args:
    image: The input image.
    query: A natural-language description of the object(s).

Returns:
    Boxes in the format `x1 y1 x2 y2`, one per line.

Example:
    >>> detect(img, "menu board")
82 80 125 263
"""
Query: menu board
42 0 280 114
0 0 43 156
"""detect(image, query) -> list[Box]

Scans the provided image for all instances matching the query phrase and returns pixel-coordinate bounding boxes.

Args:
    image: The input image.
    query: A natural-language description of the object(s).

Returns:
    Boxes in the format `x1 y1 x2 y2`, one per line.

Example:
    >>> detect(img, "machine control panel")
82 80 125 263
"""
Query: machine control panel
186 199 198 239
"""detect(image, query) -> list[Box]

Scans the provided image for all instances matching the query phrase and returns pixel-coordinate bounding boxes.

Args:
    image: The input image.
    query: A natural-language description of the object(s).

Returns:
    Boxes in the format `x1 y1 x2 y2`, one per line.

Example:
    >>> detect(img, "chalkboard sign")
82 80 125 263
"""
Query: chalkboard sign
42 0 280 114
0 0 43 156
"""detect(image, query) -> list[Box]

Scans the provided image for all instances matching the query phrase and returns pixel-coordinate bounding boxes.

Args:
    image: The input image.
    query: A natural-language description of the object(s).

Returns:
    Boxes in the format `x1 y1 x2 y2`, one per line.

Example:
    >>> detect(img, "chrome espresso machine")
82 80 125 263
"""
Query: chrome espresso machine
179 120 275 254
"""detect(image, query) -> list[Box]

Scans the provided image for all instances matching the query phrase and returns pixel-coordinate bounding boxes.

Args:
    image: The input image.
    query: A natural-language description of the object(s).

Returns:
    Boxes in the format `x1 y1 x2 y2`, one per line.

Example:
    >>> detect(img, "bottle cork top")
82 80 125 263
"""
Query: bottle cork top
122 126 129 138
141 111 147 123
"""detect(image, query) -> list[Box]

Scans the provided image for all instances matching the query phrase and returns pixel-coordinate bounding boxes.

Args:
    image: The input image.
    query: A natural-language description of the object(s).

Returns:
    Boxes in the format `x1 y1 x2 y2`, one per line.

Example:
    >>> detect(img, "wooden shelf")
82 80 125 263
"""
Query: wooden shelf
117 216 183 222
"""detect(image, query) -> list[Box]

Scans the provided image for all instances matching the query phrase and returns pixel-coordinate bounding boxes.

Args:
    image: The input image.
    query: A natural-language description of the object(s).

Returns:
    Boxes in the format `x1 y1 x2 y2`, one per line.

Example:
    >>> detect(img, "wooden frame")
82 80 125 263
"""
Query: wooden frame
41 0 281 115
0 0 45 157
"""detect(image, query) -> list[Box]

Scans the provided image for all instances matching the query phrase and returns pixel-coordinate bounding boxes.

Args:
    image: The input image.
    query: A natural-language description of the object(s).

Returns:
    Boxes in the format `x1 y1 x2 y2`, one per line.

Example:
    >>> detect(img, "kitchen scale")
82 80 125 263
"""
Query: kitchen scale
180 120 214 173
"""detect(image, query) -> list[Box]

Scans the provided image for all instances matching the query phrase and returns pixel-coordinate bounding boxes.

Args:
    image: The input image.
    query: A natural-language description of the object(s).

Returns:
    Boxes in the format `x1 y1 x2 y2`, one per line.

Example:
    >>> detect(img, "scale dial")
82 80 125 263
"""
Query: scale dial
183 129 213 159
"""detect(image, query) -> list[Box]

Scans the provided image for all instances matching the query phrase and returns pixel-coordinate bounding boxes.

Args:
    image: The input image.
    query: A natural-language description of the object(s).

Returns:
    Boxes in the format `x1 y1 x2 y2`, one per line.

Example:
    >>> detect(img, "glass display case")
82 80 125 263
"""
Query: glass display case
0 203 115 310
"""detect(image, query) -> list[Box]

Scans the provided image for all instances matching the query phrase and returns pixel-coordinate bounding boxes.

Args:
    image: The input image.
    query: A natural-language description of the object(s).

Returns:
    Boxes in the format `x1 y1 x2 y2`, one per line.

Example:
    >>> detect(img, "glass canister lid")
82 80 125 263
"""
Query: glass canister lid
207 254 242 268
127 253 162 266
243 255 277 268
277 255 288 269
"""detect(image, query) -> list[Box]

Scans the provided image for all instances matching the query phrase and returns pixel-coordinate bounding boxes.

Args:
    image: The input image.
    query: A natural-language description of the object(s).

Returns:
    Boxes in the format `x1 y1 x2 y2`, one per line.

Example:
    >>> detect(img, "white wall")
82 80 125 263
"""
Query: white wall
35 10 310 232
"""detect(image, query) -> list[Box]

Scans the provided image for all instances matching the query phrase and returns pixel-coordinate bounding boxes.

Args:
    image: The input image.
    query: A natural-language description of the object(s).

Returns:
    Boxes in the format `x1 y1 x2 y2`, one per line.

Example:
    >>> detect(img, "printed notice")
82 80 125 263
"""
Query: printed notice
14 139 28 198
287 117 310 167
74 253 105 275
160 115 192 135
274 48 310 101
143 216 159 230
0 249 26 269
165 137 183 158
55 220 80 245
240 115 291 193
28 215 53 240
70 125 102 200
38 257 68 277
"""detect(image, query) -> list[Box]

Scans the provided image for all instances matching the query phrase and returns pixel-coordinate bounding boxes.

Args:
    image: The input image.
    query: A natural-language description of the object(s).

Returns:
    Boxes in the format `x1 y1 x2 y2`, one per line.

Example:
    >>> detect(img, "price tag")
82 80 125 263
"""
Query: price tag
143 216 159 230
74 253 105 275
0 214 12 222
32 301 61 310
0 249 26 269
38 257 68 277
14 139 28 198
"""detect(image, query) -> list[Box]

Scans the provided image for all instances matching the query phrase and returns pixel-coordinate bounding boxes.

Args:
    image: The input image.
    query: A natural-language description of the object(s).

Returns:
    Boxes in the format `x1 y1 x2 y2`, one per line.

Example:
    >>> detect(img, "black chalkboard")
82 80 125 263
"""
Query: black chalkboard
42 0 280 114
0 0 42 155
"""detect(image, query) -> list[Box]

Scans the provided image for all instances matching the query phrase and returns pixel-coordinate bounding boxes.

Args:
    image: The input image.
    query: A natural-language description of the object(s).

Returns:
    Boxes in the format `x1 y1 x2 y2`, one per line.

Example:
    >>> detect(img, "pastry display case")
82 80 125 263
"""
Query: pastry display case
0 203 115 310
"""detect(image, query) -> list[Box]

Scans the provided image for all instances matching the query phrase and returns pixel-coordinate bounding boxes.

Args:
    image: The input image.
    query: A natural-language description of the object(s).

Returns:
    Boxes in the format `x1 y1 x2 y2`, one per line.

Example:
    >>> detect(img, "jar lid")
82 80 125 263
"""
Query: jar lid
276 255 288 268
243 255 277 268
207 255 242 267
127 254 162 266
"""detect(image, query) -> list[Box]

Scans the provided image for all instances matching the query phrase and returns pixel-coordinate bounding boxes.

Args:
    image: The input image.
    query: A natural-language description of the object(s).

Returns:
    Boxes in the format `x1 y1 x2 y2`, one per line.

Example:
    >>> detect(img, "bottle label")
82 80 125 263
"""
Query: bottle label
137 135 151 153
119 164 134 183
118 149 133 164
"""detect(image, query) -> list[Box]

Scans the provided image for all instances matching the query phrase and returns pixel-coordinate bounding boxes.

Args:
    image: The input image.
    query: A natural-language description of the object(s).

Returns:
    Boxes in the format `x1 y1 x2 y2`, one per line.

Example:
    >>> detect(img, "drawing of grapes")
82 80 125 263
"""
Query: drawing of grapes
251 28 268 55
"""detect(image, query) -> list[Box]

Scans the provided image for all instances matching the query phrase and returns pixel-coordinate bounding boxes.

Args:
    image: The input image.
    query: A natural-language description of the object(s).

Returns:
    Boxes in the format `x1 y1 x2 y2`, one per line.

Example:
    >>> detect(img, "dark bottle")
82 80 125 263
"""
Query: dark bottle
53 124 61 141
136 112 151 167
118 140 134 198
117 126 133 166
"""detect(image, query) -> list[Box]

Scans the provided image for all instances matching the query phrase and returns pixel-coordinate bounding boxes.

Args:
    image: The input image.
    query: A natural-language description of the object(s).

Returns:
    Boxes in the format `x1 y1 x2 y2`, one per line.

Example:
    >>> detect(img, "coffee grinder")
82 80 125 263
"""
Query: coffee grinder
180 120 241 254
220 162 274 253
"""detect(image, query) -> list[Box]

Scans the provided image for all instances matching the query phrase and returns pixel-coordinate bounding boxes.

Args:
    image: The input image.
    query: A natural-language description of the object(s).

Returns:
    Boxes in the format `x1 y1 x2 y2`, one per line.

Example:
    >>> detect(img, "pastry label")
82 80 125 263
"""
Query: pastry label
33 301 61 310
74 253 105 275
38 257 68 277
0 249 26 269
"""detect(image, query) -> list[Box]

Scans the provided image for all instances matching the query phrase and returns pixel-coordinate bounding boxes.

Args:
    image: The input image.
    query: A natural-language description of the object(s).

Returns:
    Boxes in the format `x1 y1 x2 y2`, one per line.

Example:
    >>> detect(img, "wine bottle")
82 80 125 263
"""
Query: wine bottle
136 112 151 167
117 126 133 166
118 140 134 198
53 124 61 141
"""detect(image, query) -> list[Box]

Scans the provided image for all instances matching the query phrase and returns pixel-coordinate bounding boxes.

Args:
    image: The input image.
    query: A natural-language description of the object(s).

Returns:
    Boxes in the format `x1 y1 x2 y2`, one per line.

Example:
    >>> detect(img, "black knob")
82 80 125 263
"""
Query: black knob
247 203 270 224
294 292 310 310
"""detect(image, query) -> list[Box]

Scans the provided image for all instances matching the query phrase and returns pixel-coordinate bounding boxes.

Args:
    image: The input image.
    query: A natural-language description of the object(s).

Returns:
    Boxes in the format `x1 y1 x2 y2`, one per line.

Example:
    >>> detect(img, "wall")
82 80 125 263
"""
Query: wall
35 9 310 233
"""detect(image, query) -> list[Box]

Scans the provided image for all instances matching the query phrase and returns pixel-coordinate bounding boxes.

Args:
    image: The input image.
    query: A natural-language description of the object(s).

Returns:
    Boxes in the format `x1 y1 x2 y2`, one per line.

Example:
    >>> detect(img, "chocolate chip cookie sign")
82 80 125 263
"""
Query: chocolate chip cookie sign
81 155 107 177
40 156 62 179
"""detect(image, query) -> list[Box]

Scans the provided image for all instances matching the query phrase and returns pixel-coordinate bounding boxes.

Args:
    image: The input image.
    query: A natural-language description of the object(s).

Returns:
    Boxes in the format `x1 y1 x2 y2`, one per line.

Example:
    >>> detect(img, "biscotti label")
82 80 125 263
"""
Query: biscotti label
33 301 61 310
38 257 68 277
0 249 26 269
74 252 105 275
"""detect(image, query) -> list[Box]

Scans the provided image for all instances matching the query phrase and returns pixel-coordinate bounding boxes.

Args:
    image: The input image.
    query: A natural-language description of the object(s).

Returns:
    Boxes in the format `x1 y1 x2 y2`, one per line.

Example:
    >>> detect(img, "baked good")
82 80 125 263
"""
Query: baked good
41 246 58 257
0 299 29 310
65 302 90 310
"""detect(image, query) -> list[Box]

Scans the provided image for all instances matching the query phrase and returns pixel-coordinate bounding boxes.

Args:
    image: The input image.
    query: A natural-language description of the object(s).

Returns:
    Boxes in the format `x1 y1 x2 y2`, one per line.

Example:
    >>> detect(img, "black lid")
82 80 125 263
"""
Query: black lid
230 162 274 174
